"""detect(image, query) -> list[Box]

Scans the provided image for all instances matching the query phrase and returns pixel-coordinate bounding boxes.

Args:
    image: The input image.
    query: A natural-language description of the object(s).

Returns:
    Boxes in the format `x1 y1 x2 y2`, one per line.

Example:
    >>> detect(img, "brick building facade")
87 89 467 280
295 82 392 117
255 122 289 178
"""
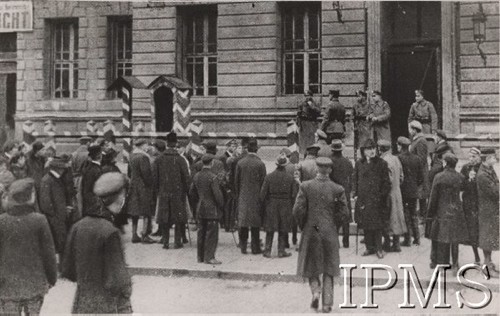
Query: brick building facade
2 1 499 153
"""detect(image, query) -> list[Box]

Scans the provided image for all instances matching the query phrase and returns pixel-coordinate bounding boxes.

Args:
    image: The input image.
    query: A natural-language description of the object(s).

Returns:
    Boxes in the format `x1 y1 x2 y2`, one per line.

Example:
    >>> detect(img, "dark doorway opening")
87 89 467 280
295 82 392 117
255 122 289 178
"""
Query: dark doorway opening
154 86 174 132
381 2 442 144
0 73 16 147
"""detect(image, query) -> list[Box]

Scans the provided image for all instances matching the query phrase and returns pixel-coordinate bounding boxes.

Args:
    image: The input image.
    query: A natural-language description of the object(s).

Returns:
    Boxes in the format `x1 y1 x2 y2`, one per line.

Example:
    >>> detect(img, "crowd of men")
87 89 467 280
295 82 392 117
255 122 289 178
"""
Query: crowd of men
0 95 498 313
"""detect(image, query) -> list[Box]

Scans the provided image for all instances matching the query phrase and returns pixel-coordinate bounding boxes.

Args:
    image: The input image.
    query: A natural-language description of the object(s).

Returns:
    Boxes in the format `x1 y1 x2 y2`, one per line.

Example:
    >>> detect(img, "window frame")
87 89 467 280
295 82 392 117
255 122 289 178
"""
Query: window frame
108 16 133 83
49 19 79 99
181 6 218 97
281 2 322 95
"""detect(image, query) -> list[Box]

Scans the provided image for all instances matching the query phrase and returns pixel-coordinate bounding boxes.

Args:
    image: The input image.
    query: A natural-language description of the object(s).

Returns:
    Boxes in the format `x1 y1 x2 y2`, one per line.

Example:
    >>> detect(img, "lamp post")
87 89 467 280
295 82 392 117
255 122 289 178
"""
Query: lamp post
472 4 487 66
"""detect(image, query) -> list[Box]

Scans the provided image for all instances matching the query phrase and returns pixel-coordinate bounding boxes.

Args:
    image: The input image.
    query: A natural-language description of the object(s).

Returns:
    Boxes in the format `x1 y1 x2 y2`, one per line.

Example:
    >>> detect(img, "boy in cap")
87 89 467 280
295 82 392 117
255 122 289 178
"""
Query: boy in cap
62 172 133 313
260 156 297 258
39 157 72 258
477 148 499 277
330 139 354 248
397 136 424 247
0 178 58 314
293 157 349 313
189 154 225 264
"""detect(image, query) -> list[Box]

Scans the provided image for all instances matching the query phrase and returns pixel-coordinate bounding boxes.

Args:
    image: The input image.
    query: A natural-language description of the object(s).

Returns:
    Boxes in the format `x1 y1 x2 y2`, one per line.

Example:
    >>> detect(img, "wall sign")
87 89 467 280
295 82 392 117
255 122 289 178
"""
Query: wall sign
0 1 32 32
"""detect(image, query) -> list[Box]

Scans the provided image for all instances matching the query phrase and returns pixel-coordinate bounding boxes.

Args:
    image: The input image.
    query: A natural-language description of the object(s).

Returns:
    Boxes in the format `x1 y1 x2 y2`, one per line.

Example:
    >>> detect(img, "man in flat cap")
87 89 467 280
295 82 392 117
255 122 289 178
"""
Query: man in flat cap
298 90 321 156
397 136 424 247
330 139 354 248
81 144 103 216
426 153 468 273
378 139 406 253
235 138 266 254
315 129 332 159
477 148 499 277
126 139 155 244
353 139 391 259
0 179 57 314
39 157 72 259
460 147 483 265
321 90 346 144
260 156 297 258
154 132 191 249
189 154 224 265
71 136 92 218
409 120 430 218
293 157 349 313
62 172 133 313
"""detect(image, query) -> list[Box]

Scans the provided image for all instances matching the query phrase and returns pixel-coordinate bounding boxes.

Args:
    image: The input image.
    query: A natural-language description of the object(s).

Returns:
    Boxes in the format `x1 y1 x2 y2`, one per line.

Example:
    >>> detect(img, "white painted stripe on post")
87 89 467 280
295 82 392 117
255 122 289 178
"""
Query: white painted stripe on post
455 134 467 139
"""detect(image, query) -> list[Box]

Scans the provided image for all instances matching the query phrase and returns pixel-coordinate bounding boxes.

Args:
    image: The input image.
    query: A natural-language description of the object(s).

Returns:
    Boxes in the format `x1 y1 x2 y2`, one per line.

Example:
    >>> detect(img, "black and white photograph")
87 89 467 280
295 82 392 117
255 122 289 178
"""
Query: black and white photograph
0 0 498 314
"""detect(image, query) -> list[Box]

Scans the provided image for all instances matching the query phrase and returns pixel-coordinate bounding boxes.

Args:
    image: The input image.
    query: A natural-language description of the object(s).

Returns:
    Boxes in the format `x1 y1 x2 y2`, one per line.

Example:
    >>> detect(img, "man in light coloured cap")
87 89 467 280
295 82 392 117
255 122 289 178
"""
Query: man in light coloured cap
293 156 349 313
315 129 332 159
378 139 406 253
460 147 482 265
0 178 57 314
62 172 133 313
397 136 424 247
476 148 499 277
189 154 224 265
408 120 430 218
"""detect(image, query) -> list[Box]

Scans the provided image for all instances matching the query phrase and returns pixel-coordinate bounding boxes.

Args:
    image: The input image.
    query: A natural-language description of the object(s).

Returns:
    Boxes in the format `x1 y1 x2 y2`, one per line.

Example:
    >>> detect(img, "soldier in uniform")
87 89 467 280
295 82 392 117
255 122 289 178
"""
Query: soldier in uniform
293 157 349 313
477 148 499 278
298 90 321 156
409 120 430 217
62 172 133 314
352 90 372 151
260 156 297 258
367 91 391 142
397 137 423 247
329 139 354 249
189 154 225 265
235 138 266 255
321 90 345 144
408 89 438 135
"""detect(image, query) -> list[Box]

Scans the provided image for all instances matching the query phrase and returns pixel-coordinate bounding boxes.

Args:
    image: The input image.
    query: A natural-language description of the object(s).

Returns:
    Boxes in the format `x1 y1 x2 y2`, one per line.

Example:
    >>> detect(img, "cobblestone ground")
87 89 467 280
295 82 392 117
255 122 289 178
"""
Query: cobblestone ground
41 275 499 314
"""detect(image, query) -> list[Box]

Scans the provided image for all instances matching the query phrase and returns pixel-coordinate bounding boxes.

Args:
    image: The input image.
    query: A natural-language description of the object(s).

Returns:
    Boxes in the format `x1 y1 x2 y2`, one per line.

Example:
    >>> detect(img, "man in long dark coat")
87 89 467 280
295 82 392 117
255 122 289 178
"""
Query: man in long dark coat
293 157 349 313
71 136 92 219
81 144 102 216
62 172 132 314
397 137 423 247
0 178 57 314
126 139 154 244
427 153 469 272
26 141 46 192
189 154 224 265
329 139 353 249
260 156 297 258
477 148 499 278
321 89 345 144
409 120 429 217
153 132 190 249
39 158 72 257
235 138 266 254
353 139 391 259
460 147 482 264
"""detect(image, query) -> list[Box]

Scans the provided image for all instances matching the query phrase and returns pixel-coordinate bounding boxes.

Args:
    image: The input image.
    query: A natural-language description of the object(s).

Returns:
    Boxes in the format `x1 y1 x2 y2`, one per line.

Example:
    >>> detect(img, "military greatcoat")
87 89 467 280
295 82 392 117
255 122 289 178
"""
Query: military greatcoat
370 100 391 142
126 150 154 217
381 151 406 235
293 176 349 278
408 99 438 134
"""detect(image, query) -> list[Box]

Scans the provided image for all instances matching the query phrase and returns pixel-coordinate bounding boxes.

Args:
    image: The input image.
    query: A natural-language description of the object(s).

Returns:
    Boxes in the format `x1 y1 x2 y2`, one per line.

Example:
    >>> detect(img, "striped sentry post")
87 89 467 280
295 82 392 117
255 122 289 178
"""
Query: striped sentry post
22 120 36 150
150 89 156 133
189 119 204 155
43 120 57 152
121 86 133 161
287 120 300 163
172 87 192 134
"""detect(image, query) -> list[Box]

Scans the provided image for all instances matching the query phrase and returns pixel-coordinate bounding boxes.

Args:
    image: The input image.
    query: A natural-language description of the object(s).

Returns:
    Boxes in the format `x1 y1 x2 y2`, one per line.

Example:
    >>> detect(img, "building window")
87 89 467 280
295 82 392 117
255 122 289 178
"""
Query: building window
51 20 79 99
0 33 16 52
282 2 321 95
109 17 133 80
183 6 217 96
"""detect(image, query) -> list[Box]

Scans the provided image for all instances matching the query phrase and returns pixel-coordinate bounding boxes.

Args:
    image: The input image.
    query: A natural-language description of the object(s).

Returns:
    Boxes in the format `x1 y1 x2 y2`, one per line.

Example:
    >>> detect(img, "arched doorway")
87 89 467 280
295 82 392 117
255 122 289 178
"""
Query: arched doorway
154 86 174 132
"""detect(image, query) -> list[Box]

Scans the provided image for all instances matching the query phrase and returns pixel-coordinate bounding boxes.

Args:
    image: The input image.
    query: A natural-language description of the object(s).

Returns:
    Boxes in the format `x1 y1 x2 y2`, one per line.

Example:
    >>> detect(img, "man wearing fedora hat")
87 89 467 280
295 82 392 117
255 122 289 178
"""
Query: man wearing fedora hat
476 148 499 277
260 156 297 258
0 178 58 314
293 157 349 313
321 89 345 144
62 172 133 313
330 139 354 249
39 157 73 258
